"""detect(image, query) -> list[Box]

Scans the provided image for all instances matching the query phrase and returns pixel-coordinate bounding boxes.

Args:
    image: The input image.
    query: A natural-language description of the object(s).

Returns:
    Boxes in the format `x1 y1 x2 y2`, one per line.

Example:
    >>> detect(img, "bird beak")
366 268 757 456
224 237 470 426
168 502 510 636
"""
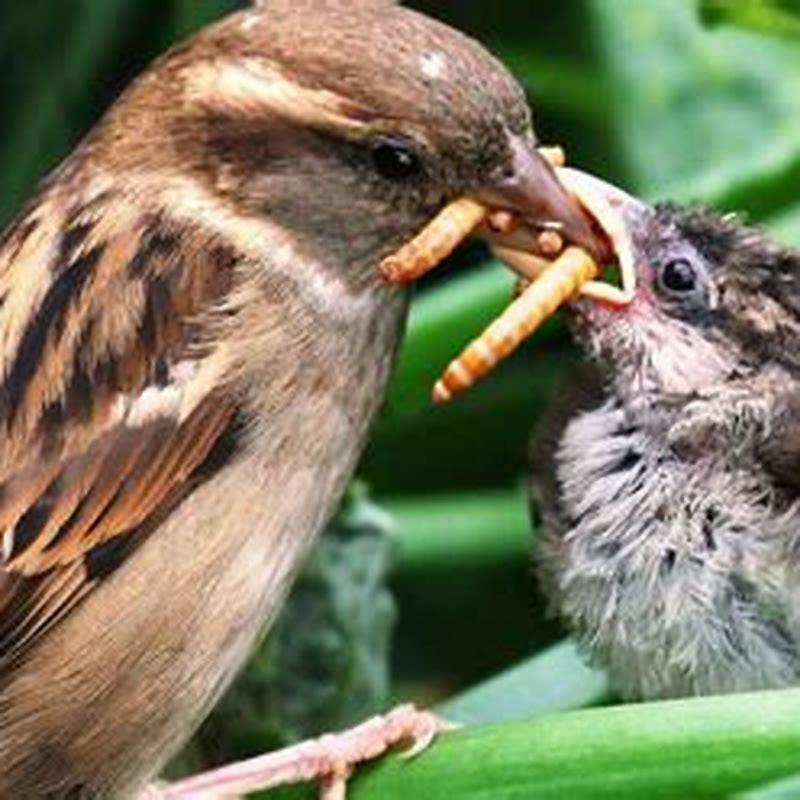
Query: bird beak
489 166 644 306
427 167 646 404
476 136 610 264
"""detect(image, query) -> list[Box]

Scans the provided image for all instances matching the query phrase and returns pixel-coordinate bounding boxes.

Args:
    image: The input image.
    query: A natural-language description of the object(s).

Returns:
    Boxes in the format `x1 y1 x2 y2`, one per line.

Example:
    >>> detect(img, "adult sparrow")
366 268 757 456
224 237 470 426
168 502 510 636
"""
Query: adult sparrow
0 0 598 796
530 174 800 700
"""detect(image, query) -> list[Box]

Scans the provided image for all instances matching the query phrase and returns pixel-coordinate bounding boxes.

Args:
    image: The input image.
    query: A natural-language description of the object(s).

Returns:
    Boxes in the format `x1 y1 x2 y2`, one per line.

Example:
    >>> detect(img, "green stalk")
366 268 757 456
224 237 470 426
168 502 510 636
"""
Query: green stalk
387 489 531 572
347 689 800 800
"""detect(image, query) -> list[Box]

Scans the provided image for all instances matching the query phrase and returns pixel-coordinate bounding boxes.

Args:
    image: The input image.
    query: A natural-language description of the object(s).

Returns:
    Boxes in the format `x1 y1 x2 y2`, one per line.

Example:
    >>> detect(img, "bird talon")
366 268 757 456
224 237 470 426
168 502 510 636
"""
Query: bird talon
319 765 352 800
155 705 449 799
396 710 457 760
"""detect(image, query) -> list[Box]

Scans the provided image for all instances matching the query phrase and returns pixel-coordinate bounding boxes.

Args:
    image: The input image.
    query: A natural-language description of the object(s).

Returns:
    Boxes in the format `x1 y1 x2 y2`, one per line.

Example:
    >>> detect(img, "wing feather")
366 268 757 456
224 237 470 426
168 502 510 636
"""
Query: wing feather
0 179 242 666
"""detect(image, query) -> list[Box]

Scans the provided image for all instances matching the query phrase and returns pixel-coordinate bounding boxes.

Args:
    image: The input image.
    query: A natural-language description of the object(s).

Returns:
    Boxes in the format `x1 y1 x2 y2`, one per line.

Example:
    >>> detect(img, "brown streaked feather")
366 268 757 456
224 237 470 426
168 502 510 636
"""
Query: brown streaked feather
4 392 236 578
0 195 237 458
0 392 236 666
0 176 242 667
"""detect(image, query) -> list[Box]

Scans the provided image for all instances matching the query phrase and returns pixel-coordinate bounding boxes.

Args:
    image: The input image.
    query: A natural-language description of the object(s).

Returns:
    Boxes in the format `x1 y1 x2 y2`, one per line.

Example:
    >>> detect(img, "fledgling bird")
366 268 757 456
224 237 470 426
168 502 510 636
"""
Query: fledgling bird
0 0 598 797
531 179 800 700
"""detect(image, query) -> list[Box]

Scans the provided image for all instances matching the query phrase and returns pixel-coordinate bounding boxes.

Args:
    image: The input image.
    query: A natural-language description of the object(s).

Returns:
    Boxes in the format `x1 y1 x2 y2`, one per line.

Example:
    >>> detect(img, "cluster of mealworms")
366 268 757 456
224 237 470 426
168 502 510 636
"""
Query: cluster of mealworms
379 147 631 403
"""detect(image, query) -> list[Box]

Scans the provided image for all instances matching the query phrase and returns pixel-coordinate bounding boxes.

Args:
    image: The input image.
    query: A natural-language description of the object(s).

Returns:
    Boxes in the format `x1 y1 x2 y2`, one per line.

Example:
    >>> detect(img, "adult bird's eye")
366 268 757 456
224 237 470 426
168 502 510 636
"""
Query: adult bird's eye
660 258 697 294
371 137 421 180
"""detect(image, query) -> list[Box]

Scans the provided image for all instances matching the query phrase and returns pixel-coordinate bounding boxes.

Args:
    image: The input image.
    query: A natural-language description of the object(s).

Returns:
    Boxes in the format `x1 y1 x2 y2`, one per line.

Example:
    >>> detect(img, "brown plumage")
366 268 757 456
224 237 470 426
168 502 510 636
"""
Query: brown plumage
0 1 600 797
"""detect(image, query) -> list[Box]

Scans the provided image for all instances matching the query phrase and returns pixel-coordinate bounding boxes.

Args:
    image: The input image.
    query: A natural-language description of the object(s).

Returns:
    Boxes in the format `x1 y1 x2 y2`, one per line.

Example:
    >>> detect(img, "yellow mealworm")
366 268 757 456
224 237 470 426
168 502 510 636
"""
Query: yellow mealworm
380 197 488 285
433 247 599 403
494 247 632 307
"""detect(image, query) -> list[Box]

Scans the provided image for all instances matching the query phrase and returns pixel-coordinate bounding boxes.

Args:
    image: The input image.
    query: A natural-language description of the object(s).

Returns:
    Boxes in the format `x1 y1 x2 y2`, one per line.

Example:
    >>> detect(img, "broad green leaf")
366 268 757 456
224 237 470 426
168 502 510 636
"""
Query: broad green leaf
589 0 800 214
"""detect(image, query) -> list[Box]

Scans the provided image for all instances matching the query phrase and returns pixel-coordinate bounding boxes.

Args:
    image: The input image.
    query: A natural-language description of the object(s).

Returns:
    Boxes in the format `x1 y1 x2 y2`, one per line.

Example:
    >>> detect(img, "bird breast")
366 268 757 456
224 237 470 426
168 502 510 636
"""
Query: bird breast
538 397 800 700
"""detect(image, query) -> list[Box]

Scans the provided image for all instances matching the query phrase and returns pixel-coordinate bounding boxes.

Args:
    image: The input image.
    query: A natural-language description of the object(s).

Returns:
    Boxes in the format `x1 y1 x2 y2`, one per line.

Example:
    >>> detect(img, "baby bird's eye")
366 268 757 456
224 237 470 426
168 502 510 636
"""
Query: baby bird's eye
654 251 711 318
370 137 421 180
660 257 698 295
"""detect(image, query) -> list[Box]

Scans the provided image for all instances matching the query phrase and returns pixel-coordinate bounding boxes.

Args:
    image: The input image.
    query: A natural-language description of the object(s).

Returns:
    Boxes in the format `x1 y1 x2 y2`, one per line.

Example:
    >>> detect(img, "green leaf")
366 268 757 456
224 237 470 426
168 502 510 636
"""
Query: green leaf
589 0 800 213
700 1 800 40
439 641 609 725
347 689 800 799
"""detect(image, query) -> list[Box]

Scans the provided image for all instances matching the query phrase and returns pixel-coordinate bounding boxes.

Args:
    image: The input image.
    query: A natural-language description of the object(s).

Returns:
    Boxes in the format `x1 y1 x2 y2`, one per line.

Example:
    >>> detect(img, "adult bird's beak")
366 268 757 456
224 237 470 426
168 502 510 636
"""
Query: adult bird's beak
476 136 610 264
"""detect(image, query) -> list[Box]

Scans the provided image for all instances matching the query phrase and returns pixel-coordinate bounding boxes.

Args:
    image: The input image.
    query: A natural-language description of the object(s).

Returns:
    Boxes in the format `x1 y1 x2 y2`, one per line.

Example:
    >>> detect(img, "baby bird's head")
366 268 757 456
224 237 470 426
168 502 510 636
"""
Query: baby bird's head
569 179 800 401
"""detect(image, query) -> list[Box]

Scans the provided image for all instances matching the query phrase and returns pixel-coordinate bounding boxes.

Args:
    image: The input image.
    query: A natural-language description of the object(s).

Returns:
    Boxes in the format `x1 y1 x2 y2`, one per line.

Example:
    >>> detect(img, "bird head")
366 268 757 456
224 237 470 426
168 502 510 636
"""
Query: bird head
91 0 598 290
559 173 800 402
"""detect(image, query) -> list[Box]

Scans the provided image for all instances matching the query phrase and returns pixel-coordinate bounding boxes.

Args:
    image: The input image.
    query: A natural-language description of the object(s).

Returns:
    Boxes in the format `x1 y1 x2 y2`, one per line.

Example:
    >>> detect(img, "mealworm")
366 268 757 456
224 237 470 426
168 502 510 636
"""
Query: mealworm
433 247 599 403
492 246 551 282
380 198 488 285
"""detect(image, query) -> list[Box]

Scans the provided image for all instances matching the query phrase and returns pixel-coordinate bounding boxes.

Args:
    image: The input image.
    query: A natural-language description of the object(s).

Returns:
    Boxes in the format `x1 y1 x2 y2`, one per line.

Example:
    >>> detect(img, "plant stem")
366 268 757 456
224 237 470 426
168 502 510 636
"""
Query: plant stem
387 489 532 572
349 689 800 800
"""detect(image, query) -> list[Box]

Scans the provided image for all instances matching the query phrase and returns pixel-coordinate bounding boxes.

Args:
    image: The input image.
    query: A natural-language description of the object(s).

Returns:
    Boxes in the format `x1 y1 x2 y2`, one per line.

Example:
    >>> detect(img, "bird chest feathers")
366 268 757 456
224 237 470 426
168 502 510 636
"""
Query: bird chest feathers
538 394 800 700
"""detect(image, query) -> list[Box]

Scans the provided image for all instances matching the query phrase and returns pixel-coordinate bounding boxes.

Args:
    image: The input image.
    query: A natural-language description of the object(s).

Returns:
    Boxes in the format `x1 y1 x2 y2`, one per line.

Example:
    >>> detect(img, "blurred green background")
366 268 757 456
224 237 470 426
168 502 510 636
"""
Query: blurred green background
2 1 800 796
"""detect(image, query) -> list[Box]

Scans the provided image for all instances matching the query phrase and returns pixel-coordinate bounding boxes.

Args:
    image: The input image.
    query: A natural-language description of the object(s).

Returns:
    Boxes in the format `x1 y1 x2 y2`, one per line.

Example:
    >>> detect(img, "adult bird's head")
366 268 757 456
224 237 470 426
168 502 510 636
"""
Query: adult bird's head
91 0 598 292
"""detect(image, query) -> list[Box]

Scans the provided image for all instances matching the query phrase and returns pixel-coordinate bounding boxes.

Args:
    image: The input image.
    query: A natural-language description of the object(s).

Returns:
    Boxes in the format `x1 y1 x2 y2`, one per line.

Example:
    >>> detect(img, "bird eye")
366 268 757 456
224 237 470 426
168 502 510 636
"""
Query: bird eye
370 137 421 180
660 258 697 294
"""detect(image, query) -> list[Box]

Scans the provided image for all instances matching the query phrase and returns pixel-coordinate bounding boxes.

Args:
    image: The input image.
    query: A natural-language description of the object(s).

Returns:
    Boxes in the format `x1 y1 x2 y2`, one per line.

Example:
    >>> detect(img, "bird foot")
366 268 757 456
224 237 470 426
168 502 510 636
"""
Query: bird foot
147 704 454 800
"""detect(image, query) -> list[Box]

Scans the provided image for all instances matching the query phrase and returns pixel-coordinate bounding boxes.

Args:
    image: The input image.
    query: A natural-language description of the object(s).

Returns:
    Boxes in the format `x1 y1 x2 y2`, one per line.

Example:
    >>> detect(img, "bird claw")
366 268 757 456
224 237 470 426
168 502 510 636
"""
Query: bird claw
151 704 453 800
